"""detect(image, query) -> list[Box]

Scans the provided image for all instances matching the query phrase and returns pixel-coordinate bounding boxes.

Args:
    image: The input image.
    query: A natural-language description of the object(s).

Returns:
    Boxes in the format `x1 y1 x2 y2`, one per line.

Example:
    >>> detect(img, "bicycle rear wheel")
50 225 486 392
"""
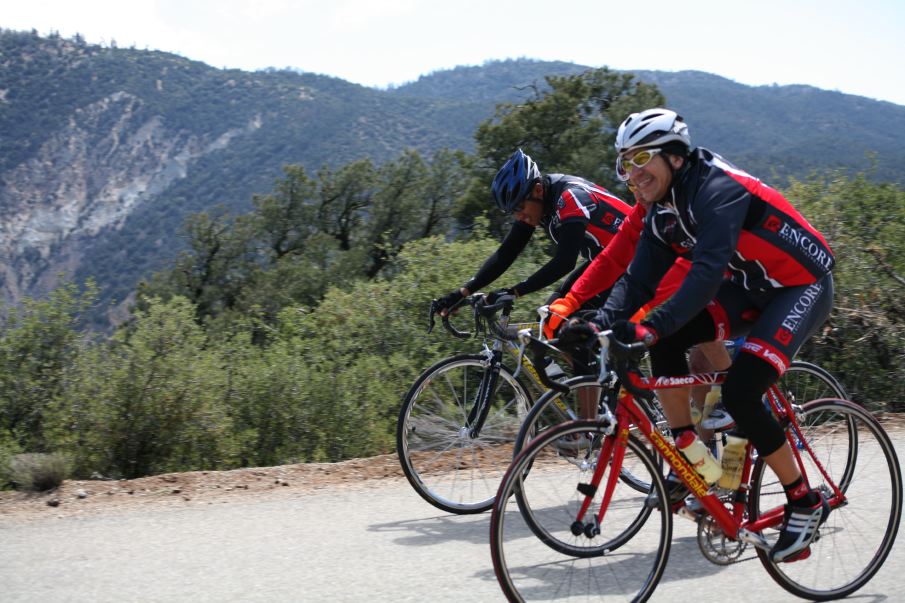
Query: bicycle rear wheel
491 420 671 602
397 353 532 514
748 398 903 600
779 360 847 403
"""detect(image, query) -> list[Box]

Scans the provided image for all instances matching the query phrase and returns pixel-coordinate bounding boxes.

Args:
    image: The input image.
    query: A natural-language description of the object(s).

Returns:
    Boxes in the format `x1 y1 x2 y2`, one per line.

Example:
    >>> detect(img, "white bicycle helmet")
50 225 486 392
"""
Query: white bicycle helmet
614 108 691 154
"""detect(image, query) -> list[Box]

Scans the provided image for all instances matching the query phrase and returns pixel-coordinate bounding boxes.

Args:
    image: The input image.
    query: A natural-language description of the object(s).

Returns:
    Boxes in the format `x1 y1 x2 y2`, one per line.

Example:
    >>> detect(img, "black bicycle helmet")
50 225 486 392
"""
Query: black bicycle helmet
491 149 541 213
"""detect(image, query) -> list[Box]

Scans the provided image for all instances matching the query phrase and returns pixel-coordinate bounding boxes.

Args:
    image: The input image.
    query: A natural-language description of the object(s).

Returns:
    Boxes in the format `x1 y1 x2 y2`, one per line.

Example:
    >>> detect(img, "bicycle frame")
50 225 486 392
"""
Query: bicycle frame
550 333 848 550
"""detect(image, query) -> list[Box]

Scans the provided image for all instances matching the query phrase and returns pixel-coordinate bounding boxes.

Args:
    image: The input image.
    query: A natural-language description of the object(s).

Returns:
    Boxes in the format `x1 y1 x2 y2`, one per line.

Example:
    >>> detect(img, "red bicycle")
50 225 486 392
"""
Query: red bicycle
490 330 902 602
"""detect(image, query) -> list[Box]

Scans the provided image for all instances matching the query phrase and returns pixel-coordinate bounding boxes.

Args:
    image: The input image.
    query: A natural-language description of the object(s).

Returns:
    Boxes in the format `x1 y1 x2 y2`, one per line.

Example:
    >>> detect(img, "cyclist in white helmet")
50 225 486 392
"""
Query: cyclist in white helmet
562 108 835 563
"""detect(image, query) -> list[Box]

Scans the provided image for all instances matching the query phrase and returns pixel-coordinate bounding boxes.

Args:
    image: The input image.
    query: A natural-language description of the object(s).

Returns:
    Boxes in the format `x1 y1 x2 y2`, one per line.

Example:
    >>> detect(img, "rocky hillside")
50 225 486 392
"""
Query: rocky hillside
2 29 904 326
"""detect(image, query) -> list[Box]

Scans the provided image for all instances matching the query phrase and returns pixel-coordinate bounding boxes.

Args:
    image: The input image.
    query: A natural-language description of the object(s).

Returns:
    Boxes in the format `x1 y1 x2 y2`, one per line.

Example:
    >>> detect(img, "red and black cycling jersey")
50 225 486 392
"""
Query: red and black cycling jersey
603 148 834 338
465 174 630 296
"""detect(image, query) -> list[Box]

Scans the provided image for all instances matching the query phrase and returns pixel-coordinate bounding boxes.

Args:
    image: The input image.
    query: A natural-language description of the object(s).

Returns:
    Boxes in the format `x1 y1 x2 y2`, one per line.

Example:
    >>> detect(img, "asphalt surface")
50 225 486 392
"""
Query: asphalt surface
2 443 904 602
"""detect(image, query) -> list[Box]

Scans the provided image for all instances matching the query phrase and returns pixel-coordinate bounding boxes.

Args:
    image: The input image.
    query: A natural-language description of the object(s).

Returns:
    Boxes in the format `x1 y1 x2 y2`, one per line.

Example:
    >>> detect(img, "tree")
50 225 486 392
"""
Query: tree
0 282 95 454
136 209 256 324
48 297 235 478
251 164 319 260
458 68 664 234
315 159 376 251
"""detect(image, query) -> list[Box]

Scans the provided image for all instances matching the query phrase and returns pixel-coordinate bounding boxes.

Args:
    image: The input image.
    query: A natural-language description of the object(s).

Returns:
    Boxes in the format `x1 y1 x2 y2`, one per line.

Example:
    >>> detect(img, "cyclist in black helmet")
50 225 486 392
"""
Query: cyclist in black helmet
435 148 631 315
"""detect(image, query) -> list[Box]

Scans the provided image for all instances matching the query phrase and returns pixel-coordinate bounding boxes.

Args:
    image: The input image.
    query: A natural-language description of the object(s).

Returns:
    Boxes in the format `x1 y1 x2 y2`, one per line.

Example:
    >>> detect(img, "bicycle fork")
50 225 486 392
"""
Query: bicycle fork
465 349 503 439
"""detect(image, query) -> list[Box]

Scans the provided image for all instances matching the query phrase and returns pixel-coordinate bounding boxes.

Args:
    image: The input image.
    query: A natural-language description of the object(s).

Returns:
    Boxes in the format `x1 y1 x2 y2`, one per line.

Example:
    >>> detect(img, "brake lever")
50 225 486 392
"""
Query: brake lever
517 330 569 393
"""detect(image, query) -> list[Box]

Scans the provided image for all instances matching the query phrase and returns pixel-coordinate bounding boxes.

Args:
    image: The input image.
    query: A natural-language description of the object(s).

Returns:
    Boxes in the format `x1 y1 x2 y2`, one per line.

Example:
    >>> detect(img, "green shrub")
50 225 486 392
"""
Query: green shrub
2 452 69 491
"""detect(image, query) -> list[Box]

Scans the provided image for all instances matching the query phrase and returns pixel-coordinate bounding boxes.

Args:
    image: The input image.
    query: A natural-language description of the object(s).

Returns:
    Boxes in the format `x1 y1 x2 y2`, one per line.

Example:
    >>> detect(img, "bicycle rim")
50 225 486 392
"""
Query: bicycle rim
779 361 847 403
397 354 532 514
749 399 903 600
491 420 671 602
514 377 664 494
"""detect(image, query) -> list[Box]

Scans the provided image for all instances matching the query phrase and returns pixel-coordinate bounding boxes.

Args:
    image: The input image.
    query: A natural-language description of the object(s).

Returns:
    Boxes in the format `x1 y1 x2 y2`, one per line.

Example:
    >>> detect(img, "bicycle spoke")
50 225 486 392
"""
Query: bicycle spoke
492 421 671 601
398 355 532 514
750 400 902 599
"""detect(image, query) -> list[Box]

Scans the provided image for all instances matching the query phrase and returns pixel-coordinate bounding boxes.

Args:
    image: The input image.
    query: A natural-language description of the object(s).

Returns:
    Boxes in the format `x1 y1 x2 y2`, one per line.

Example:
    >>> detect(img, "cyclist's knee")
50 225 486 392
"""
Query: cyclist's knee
689 340 731 372
722 353 785 453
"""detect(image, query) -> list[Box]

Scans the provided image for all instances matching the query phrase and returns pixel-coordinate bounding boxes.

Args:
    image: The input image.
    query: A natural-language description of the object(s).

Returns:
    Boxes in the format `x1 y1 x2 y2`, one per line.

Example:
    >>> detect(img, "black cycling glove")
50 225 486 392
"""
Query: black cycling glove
435 289 465 313
556 319 600 374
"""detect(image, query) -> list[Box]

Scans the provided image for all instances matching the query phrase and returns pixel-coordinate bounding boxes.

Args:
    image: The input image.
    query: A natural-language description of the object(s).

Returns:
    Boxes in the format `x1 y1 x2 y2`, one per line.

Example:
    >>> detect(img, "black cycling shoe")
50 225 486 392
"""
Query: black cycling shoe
771 492 831 563
646 471 689 509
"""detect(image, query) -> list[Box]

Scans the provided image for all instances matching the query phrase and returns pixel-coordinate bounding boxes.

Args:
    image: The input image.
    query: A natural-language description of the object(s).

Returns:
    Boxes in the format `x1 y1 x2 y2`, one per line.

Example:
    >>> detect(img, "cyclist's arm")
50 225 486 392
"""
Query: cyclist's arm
644 178 750 337
595 231 676 327
569 202 646 304
463 220 534 293
510 221 586 296
648 257 691 308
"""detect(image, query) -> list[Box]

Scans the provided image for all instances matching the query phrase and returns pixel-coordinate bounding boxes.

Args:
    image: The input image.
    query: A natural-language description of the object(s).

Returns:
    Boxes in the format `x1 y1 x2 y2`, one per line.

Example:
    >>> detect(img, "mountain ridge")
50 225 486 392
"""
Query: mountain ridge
1 30 903 325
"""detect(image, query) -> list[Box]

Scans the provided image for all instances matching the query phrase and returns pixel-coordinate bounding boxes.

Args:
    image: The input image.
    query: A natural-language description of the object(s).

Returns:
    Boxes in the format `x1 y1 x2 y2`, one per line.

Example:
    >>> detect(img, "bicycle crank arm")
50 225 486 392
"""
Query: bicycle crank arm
737 528 771 550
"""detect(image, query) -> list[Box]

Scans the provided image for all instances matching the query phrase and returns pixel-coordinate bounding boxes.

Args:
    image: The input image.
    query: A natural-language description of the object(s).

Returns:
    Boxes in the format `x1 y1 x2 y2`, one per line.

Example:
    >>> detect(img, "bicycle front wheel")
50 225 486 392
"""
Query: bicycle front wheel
491 420 671 602
514 376 664 494
397 354 532 514
749 398 903 600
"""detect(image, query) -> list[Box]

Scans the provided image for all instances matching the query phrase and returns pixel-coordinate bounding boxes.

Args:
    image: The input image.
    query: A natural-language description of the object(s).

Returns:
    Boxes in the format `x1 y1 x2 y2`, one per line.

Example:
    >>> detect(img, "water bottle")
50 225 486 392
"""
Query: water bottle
701 386 721 422
675 431 722 484
718 434 748 490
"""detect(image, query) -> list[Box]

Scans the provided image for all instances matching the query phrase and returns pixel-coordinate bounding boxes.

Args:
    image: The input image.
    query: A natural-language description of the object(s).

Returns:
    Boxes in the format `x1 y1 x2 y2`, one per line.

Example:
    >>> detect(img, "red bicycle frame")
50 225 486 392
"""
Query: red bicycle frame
574 365 846 547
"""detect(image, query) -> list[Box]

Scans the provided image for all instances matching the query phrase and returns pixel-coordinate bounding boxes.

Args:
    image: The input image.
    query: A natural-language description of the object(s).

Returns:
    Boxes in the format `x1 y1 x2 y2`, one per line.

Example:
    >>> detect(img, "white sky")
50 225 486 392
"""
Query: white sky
4 0 905 105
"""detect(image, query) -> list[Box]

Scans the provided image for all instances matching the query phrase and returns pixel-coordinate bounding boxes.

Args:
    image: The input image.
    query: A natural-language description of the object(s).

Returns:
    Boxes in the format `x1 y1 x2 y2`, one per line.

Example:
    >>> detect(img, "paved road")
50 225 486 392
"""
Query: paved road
3 446 903 602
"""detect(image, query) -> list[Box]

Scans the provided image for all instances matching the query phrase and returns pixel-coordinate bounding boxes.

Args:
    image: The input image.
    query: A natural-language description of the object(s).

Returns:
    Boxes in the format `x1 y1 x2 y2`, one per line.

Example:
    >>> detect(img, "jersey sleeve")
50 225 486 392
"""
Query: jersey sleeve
595 230 676 328
648 257 691 308
569 203 646 304
644 173 750 337
464 220 534 293
512 221 586 295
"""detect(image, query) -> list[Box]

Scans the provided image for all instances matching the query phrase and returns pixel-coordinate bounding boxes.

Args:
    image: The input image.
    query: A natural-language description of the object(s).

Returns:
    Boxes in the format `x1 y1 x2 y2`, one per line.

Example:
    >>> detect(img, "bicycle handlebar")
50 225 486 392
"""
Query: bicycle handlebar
427 293 517 340
515 329 570 393
516 327 651 398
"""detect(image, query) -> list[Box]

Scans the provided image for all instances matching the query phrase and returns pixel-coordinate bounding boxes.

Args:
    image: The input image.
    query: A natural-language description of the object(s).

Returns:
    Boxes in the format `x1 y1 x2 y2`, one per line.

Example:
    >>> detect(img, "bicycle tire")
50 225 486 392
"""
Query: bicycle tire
397 353 532 514
748 398 903 600
491 420 672 602
513 376 665 493
772 360 858 492
780 360 848 404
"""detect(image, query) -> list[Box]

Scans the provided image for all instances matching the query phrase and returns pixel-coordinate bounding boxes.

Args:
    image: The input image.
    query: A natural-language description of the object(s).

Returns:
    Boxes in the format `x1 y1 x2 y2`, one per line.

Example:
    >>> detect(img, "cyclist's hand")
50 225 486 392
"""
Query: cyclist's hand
543 292 580 339
612 319 658 347
484 287 516 305
435 289 465 317
557 319 600 373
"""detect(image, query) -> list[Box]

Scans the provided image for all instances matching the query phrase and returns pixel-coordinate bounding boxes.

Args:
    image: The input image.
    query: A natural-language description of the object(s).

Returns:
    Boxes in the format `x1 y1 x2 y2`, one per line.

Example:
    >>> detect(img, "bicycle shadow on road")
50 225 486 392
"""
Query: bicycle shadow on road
368 512 493 547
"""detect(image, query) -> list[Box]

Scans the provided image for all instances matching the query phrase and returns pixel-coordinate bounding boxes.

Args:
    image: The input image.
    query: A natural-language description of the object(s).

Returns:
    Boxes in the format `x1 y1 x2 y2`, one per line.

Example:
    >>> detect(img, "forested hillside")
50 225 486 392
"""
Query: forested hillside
2 30 905 327
0 31 903 487
1 50 903 486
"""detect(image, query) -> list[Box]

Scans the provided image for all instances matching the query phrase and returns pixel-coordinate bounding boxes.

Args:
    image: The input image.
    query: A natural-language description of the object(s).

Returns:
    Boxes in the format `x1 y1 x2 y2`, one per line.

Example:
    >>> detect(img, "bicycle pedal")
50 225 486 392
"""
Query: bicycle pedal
782 546 812 563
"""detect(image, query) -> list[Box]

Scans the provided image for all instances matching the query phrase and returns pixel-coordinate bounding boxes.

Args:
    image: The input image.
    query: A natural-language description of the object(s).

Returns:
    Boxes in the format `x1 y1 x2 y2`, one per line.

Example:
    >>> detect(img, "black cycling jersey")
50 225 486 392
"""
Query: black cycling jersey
464 174 630 296
601 148 834 339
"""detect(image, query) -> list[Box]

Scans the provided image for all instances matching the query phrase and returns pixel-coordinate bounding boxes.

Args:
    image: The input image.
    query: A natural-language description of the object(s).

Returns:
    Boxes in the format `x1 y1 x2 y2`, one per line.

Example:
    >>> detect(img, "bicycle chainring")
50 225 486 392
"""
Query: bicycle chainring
697 515 747 565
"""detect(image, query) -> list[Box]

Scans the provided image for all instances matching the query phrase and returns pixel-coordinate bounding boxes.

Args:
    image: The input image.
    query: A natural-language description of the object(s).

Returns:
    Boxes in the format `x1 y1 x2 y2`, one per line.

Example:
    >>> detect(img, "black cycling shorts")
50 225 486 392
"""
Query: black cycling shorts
649 273 834 377
704 273 834 375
